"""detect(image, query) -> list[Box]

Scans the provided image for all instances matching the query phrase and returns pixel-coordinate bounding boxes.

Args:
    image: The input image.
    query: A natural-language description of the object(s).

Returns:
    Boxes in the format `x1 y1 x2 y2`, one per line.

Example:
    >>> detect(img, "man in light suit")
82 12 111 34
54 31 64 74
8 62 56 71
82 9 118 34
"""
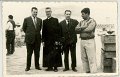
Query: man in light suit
60 10 79 72
75 8 97 73
22 7 42 71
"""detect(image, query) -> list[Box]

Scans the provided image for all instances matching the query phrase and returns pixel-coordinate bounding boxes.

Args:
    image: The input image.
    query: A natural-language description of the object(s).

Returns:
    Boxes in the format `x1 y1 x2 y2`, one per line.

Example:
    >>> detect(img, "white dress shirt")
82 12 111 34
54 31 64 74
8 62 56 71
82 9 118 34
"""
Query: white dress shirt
6 22 13 30
66 20 70 25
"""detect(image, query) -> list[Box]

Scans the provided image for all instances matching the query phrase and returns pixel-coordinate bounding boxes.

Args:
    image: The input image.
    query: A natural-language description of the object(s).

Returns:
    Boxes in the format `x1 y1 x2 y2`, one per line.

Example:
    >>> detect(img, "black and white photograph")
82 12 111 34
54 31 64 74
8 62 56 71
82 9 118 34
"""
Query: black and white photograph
2 1 119 77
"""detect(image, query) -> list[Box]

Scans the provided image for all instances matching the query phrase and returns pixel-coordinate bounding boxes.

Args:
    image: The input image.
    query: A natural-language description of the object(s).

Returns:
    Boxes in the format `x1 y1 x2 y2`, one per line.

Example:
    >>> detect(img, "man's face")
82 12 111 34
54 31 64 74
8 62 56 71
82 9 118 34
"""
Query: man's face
45 9 52 18
31 9 38 17
65 11 71 20
81 12 88 20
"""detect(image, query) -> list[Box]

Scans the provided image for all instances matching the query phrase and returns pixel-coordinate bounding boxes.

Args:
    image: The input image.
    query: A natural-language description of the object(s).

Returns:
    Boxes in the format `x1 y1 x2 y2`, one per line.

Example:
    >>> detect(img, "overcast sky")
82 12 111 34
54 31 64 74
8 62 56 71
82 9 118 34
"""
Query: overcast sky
2 2 117 29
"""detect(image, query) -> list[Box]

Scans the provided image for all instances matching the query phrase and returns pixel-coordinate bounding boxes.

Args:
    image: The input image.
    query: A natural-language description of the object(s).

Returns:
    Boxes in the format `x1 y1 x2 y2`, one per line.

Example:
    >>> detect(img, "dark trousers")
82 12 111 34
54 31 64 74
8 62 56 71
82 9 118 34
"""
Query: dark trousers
6 30 15 54
43 41 62 68
46 42 57 69
64 43 76 69
26 38 41 69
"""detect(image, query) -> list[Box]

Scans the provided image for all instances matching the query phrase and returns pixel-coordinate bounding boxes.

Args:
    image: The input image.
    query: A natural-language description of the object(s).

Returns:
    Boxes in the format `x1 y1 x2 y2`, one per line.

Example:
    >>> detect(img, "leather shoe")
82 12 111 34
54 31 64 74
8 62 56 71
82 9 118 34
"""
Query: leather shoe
63 68 69 71
36 67 41 70
45 68 53 71
86 71 90 73
25 68 30 71
72 68 77 72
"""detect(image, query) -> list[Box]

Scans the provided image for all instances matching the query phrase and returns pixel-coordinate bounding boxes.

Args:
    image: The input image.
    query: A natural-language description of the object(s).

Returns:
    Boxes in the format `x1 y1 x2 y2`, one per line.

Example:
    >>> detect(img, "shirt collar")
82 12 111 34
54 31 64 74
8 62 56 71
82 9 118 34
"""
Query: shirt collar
65 19 70 23
84 17 91 22
47 16 52 19
31 16 37 19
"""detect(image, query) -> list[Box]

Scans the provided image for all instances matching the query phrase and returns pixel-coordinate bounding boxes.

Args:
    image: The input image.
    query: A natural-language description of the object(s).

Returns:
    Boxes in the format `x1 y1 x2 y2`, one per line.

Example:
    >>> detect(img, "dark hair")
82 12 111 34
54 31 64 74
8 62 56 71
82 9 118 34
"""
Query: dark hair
81 8 90 15
65 10 71 14
8 15 13 19
31 7 38 11
45 7 51 10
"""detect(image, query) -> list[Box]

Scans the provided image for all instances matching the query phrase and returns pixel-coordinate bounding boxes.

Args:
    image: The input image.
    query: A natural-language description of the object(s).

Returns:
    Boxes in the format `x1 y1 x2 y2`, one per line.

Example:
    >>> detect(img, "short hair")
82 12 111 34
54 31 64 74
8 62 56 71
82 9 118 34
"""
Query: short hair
8 15 13 19
81 8 90 15
31 7 38 11
65 10 71 14
45 7 51 10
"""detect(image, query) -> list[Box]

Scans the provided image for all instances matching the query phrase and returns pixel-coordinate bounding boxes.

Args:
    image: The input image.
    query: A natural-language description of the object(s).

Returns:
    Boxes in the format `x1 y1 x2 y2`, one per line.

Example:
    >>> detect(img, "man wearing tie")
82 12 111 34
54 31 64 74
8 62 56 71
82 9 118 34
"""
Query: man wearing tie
60 10 78 72
22 7 42 71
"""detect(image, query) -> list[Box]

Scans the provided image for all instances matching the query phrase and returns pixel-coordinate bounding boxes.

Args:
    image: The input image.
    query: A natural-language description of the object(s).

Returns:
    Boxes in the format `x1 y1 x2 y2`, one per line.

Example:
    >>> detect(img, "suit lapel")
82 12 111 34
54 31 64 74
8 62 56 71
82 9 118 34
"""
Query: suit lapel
69 19 72 29
30 16 34 25
63 20 69 31
30 16 36 29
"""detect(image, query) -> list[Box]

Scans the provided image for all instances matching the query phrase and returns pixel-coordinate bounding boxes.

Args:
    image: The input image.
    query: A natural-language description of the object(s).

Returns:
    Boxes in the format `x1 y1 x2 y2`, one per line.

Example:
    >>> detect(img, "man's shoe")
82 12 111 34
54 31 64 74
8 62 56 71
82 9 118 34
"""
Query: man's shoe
6 53 11 56
25 68 30 71
86 71 90 73
63 68 69 71
45 68 53 71
72 68 77 72
35 67 41 70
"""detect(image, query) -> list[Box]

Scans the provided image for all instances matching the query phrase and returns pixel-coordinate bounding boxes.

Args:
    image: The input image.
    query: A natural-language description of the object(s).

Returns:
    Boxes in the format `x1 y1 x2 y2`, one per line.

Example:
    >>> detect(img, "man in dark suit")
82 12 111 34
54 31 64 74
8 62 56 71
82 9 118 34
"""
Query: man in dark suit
42 7 62 72
22 7 42 71
60 10 78 72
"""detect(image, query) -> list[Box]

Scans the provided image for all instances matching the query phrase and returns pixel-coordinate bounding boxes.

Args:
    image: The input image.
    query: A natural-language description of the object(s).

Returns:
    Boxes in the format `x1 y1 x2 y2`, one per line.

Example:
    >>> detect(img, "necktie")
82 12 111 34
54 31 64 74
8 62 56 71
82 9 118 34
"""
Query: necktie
67 20 70 29
33 17 37 29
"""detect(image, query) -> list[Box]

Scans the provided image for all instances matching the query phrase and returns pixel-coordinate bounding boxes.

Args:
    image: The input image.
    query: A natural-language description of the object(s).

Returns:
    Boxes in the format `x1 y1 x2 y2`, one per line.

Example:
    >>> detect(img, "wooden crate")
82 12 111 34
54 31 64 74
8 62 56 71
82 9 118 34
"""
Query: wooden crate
101 49 104 72
104 51 116 58
104 44 116 51
104 58 112 66
101 35 116 73
104 66 112 73
103 35 116 43
101 35 116 51
112 58 116 73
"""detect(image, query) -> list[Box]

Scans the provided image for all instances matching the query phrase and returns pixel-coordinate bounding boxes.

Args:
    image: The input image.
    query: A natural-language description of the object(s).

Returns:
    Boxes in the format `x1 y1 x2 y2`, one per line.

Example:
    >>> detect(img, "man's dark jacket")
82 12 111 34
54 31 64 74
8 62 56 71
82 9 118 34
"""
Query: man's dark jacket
42 17 62 67
22 16 42 44
60 19 78 45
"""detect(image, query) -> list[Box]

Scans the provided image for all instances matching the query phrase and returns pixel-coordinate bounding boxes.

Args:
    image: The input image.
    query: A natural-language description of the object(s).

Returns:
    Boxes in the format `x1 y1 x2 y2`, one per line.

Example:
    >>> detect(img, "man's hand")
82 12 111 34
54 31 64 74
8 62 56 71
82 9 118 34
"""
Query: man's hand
55 41 59 45
75 26 81 32
75 23 83 34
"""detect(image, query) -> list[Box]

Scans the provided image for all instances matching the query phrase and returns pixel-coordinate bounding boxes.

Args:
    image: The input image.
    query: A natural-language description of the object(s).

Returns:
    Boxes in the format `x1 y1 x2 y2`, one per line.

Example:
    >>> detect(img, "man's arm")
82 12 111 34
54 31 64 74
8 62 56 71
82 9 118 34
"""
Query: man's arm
82 19 96 32
39 18 42 31
22 18 27 33
75 21 85 33
6 22 10 30
5 22 10 37
75 21 81 31
74 20 79 27
42 20 46 42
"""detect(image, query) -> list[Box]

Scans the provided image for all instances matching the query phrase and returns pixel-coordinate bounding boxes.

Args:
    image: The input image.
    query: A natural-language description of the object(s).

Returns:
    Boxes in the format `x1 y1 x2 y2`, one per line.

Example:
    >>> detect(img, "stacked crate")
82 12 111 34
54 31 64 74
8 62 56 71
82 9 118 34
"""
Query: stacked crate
101 35 116 73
